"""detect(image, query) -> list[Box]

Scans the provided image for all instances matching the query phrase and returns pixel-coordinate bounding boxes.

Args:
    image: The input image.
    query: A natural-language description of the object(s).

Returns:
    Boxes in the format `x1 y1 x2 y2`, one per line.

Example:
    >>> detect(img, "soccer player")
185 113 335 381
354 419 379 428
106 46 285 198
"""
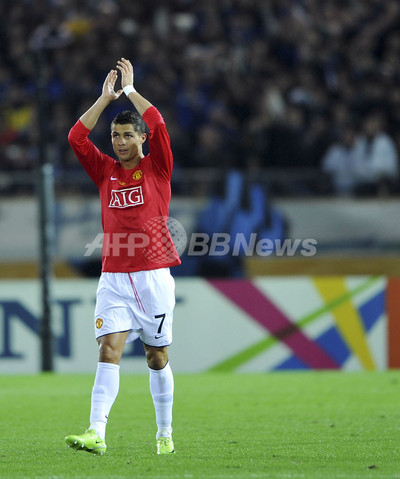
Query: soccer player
65 58 180 455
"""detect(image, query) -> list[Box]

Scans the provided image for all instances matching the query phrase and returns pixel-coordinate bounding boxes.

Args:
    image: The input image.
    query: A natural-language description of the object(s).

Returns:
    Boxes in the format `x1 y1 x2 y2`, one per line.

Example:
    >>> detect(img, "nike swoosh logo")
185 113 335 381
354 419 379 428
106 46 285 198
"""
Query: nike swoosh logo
95 440 103 444
110 176 118 180
155 335 163 339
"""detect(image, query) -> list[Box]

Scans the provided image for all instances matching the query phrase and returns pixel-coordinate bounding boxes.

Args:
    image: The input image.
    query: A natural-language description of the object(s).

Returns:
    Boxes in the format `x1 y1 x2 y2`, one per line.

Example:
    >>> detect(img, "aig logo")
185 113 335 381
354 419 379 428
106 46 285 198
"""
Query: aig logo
109 186 144 209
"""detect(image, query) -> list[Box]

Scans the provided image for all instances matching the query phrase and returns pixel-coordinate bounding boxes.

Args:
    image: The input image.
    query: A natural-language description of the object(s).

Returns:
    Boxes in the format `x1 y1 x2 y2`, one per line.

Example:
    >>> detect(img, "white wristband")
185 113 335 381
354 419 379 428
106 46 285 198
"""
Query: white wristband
123 85 136 96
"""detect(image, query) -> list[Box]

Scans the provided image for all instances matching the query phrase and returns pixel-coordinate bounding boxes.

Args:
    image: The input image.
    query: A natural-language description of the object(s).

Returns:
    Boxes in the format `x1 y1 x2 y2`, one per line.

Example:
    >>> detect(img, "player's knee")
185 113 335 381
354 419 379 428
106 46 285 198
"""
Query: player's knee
145 347 168 370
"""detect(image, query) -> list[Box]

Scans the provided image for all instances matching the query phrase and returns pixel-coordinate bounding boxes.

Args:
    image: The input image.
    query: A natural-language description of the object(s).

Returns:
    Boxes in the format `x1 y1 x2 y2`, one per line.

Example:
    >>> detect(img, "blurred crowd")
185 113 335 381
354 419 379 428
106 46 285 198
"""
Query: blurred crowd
2 0 400 196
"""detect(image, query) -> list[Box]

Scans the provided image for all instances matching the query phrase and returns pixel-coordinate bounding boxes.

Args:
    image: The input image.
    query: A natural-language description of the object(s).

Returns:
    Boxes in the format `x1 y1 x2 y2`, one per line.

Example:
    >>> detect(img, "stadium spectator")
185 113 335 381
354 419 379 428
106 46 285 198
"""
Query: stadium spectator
321 123 360 196
352 111 399 196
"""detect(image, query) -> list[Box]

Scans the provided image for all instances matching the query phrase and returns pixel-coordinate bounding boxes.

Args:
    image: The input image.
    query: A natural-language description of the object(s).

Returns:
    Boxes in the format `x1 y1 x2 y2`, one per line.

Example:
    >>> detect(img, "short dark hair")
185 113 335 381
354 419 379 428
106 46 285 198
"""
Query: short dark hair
111 110 147 135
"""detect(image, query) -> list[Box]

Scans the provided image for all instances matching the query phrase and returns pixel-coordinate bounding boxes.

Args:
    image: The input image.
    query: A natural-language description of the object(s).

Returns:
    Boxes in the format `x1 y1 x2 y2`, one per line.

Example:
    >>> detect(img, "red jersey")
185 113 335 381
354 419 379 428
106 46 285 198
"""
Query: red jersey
68 106 181 273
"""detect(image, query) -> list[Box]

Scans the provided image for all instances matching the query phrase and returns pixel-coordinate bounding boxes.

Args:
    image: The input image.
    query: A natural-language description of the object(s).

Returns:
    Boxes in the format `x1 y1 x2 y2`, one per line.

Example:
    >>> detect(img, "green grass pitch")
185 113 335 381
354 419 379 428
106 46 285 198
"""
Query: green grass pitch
0 371 399 478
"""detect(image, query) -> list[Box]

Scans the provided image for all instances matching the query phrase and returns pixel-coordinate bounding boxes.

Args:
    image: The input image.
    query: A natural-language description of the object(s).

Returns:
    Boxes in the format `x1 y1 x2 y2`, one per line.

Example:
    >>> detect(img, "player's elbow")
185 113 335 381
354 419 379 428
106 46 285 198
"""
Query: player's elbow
67 128 75 146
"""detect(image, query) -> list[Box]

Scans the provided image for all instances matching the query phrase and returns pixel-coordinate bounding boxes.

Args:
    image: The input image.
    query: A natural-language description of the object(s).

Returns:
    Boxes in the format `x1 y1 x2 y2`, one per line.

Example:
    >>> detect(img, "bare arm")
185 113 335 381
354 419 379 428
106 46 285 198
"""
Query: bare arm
79 70 122 130
116 58 153 116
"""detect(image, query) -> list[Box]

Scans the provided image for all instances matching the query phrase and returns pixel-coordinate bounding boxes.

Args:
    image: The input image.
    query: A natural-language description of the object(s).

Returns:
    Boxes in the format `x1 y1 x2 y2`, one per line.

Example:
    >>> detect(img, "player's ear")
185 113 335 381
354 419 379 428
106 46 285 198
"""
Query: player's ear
140 133 147 144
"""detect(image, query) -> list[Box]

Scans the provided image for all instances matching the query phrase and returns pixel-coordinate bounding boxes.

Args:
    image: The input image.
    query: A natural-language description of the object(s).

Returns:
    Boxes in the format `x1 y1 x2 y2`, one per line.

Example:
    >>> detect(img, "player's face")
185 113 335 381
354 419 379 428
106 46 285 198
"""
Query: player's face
111 124 146 167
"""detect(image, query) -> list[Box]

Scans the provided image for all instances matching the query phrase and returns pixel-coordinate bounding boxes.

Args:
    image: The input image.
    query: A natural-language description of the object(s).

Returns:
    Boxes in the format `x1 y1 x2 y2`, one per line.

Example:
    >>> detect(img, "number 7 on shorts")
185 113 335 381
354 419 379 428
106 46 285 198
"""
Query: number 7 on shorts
155 313 166 335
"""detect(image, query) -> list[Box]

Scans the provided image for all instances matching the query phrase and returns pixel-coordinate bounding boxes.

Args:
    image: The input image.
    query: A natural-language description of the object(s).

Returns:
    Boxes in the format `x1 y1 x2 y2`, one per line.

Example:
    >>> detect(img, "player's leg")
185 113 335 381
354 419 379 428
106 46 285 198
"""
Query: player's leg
65 331 128 454
66 273 138 454
128 268 176 453
144 344 175 454
89 331 129 440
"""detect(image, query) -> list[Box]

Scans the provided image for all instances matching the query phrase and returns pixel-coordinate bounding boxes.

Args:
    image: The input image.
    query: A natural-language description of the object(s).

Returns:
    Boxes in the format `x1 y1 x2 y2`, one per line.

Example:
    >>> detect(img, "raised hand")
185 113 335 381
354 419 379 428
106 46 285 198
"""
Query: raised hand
78 70 122 129
101 70 123 102
116 58 134 89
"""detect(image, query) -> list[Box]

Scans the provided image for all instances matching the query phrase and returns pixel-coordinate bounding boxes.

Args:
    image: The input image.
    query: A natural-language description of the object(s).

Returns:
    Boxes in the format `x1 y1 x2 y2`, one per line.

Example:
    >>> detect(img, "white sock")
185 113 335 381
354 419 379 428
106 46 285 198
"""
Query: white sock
149 362 174 439
89 362 120 441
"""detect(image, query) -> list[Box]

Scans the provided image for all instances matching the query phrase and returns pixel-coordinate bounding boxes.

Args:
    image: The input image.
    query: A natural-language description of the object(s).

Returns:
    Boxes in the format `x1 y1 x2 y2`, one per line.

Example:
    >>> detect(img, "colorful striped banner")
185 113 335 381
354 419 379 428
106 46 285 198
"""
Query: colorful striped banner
209 276 386 372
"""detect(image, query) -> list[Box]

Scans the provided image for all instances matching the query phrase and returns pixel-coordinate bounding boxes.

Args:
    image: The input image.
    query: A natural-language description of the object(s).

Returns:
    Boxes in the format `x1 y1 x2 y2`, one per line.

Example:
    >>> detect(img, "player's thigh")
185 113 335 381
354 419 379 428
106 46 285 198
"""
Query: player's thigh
139 269 175 347
139 310 174 347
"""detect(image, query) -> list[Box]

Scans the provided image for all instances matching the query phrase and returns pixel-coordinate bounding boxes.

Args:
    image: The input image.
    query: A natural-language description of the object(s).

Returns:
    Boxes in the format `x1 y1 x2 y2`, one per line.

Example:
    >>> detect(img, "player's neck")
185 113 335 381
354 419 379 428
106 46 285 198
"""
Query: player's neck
120 154 144 170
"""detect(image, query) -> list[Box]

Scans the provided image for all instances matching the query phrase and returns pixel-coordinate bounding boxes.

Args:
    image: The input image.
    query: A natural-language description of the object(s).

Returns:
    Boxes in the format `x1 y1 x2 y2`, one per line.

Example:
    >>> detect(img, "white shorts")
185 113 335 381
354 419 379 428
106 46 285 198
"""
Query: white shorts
94 268 175 347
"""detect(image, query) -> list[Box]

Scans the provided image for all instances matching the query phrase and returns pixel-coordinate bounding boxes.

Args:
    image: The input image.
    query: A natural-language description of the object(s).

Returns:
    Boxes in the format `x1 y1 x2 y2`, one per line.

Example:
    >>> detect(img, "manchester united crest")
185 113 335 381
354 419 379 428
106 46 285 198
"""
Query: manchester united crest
96 318 103 329
132 169 143 180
